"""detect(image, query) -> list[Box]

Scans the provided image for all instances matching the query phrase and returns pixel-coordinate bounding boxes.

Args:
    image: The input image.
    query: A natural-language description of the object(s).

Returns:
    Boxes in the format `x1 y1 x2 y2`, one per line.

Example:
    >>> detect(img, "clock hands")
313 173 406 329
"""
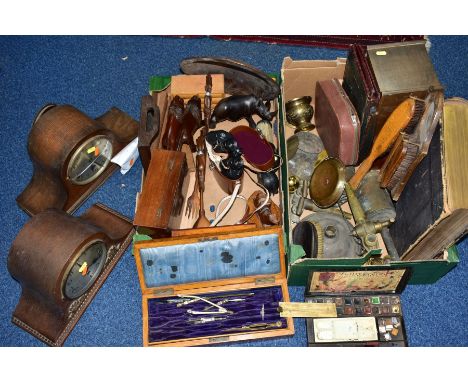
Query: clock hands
72 151 108 181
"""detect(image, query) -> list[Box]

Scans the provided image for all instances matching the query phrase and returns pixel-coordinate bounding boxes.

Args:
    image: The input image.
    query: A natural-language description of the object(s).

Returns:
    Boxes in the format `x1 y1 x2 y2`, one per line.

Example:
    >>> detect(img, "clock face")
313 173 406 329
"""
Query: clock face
67 135 113 185
63 240 107 300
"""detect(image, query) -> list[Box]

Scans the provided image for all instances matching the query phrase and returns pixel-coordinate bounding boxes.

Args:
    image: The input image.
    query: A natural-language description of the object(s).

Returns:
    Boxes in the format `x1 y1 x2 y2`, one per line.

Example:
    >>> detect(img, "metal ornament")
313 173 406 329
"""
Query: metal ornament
309 158 392 251
290 178 351 223
287 131 324 181
288 175 300 193
285 96 315 132
295 212 362 259
356 170 396 223
309 157 347 209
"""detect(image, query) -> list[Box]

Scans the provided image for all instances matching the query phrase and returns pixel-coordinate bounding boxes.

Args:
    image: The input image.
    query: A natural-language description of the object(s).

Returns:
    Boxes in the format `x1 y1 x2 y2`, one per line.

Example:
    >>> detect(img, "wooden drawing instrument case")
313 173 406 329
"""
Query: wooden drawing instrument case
305 267 410 347
133 227 294 346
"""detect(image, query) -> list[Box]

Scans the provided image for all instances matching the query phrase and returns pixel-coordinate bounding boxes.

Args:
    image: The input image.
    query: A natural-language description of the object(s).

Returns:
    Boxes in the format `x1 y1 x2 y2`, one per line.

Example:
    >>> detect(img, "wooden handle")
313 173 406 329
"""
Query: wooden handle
349 98 416 189
349 157 373 189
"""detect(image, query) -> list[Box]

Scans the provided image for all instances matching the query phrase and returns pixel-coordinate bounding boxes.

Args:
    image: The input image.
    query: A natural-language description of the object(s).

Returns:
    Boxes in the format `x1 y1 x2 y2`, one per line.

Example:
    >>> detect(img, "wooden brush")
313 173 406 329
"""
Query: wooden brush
349 98 425 189
380 92 444 200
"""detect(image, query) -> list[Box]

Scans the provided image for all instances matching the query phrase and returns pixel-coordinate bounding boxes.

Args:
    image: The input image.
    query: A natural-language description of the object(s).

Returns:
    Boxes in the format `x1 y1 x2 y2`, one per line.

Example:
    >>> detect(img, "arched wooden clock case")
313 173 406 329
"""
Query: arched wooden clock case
16 104 138 216
7 203 134 346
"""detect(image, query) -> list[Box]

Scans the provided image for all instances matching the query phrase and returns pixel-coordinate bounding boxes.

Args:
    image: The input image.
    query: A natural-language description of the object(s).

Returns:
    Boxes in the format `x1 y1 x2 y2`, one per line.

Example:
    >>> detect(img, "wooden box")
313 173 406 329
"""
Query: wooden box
280 56 459 286
305 267 410 347
133 226 294 346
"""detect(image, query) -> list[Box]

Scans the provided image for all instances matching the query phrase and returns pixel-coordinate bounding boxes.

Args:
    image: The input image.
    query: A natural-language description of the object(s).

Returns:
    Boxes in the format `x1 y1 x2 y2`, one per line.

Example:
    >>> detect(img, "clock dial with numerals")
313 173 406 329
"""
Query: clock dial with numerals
67 135 113 185
63 240 107 299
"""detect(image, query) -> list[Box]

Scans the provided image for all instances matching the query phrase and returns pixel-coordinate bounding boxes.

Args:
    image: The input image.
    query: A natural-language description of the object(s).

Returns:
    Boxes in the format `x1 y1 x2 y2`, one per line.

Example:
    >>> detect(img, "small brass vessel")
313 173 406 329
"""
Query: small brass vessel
309 157 346 209
288 175 300 193
285 96 315 132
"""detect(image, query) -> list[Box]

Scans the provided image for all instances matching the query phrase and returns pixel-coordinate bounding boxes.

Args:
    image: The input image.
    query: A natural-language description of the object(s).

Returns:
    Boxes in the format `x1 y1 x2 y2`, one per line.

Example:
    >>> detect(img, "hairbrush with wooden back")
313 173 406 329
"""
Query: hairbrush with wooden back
379 92 444 200
349 97 425 190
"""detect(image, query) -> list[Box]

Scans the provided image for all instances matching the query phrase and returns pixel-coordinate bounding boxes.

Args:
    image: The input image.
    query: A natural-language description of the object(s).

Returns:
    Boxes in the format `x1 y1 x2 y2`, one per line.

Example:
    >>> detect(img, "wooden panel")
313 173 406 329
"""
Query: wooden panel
171 224 256 237
133 149 187 229
171 74 224 103
133 226 286 295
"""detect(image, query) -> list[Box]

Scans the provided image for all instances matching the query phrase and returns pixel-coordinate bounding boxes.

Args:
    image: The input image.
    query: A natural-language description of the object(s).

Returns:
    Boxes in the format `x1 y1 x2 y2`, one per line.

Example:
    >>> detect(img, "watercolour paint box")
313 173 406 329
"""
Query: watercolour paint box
305 267 410 347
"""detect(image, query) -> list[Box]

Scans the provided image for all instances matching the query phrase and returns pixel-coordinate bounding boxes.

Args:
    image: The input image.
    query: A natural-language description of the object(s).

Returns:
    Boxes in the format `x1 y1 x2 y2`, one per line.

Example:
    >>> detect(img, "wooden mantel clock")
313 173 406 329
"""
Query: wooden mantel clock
16 104 138 216
7 203 134 346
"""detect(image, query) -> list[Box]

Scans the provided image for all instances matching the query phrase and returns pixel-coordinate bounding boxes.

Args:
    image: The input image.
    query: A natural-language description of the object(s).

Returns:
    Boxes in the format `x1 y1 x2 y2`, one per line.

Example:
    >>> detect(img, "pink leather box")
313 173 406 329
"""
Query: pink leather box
315 79 361 165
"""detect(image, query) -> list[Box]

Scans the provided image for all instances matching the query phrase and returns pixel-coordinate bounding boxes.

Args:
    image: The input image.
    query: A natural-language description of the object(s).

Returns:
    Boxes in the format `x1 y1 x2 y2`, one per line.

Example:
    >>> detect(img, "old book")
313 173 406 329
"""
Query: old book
389 98 468 260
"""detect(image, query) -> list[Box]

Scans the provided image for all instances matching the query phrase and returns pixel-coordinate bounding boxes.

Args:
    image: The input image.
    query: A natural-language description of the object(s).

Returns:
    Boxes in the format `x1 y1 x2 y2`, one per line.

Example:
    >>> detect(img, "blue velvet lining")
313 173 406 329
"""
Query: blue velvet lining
140 234 280 287
147 286 286 343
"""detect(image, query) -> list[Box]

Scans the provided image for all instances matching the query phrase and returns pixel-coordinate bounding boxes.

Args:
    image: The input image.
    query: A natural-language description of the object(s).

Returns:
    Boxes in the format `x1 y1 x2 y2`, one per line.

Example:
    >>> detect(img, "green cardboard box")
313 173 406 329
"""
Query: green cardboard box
279 56 459 286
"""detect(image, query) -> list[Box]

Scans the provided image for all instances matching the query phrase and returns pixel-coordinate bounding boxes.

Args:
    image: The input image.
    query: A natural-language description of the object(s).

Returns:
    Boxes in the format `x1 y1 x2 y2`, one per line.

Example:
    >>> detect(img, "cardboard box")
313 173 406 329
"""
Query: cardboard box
280 57 459 286
134 73 284 237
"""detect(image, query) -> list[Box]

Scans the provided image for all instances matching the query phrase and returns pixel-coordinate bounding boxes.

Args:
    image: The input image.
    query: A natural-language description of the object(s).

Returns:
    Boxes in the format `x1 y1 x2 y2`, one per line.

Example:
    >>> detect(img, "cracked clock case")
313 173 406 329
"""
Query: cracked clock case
280 57 459 287
133 73 284 237
305 267 410 347
133 226 294 346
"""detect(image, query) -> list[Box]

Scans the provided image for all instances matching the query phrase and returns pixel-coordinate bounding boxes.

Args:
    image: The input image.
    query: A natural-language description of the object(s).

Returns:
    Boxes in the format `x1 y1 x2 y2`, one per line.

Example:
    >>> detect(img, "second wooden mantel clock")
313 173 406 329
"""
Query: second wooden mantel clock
7 203 134 346
16 104 138 216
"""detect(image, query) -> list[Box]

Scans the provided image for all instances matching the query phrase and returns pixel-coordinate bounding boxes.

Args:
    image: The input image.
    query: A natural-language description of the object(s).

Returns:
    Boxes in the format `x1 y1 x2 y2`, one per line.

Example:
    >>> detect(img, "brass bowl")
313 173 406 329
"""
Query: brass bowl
309 157 346 208
285 96 315 132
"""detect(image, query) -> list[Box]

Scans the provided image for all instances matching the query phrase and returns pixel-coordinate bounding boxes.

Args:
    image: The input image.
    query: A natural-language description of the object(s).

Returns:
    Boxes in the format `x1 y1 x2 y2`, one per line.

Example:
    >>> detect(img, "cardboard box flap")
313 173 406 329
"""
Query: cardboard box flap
307 268 411 295
134 226 286 295
281 57 346 104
